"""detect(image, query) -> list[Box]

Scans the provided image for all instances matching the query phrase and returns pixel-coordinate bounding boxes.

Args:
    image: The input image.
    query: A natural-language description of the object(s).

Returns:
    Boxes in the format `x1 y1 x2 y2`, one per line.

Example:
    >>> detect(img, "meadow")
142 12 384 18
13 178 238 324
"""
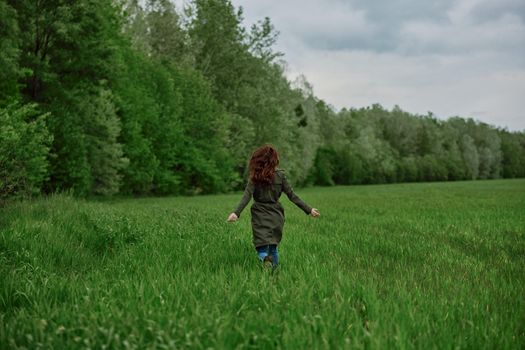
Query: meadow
1 179 524 349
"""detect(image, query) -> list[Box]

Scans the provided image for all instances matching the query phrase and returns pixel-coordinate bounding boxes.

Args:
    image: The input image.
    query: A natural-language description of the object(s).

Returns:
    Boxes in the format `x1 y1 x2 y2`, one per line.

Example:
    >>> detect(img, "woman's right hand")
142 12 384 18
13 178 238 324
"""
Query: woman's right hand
310 208 320 217
227 213 238 222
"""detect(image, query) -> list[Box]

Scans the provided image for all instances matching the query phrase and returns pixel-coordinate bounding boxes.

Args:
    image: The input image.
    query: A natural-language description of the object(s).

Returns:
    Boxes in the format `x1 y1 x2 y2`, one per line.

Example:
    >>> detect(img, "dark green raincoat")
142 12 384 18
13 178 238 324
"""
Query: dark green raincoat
233 169 312 247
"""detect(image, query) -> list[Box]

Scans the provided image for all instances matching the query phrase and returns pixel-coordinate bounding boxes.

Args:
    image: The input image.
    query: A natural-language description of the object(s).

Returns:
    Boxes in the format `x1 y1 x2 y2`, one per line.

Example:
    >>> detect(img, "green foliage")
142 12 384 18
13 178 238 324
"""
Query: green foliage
309 147 337 186
0 0 524 199
112 48 162 194
0 1 21 104
82 88 128 195
499 130 525 178
309 104 523 186
1 181 524 348
171 66 235 193
45 93 91 196
460 134 480 180
44 87 127 196
124 0 190 66
188 0 249 108
0 104 52 201
8 0 127 196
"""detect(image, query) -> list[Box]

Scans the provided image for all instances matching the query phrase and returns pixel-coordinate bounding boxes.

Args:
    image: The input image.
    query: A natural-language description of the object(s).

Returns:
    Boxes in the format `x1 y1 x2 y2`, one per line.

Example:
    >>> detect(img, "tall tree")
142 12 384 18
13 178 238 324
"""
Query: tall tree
499 130 525 178
0 0 21 104
188 0 248 109
11 0 127 195
0 104 52 200
82 88 128 195
460 134 480 180
123 0 191 66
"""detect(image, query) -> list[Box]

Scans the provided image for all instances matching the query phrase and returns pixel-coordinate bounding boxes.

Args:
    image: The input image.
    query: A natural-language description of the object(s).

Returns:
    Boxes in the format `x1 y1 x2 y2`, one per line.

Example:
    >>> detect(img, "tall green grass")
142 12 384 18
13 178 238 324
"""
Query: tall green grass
1 179 524 349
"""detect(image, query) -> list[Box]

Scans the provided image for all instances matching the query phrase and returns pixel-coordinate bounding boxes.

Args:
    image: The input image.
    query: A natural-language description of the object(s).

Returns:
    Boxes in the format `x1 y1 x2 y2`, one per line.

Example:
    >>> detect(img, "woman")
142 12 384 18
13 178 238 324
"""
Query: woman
227 144 320 268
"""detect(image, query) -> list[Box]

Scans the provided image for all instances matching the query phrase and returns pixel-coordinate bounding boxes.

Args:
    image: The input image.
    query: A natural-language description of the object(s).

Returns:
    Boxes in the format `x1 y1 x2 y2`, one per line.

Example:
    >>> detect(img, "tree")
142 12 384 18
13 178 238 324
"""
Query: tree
438 122 466 180
0 104 52 201
171 66 235 193
0 0 21 104
113 48 176 195
188 0 249 109
382 105 418 157
82 88 128 195
123 0 191 66
499 130 525 178
474 124 502 179
2 0 524 200
460 134 480 180
10 0 127 195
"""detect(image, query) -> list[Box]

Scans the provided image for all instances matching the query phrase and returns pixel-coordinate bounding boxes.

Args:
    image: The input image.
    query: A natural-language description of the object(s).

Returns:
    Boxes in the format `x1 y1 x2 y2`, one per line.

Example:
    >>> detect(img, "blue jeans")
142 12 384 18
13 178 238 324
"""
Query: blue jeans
256 244 278 267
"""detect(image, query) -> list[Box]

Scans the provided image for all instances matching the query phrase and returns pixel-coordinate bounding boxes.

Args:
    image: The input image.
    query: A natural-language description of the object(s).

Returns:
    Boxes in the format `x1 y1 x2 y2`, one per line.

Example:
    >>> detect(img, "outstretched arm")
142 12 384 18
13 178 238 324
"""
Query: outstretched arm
228 181 255 221
282 173 316 215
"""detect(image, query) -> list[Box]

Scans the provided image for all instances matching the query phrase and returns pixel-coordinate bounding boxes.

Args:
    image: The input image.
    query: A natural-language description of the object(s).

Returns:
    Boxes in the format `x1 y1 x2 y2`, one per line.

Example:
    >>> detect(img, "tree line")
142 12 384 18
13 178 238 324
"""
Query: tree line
1 0 524 201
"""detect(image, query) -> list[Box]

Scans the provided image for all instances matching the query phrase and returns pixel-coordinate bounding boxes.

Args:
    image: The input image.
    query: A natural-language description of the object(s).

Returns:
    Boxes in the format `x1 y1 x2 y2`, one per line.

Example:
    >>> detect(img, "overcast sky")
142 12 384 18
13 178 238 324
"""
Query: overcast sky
178 0 525 131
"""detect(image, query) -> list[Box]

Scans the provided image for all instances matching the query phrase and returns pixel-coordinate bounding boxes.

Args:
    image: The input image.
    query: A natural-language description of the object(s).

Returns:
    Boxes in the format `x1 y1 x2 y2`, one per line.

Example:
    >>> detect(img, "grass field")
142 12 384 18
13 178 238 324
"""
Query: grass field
1 179 524 349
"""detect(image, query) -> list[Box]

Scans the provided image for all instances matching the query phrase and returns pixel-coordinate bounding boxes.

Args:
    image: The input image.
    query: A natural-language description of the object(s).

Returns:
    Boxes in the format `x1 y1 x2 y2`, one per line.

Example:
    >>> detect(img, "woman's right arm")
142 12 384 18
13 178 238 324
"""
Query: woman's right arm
232 181 255 218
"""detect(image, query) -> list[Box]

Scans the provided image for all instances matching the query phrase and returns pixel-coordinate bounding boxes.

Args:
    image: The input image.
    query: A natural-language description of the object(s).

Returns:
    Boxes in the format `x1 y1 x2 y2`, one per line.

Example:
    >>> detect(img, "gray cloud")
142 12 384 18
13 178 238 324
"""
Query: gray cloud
235 0 456 53
468 0 525 23
264 0 525 58
175 0 525 130
398 13 525 57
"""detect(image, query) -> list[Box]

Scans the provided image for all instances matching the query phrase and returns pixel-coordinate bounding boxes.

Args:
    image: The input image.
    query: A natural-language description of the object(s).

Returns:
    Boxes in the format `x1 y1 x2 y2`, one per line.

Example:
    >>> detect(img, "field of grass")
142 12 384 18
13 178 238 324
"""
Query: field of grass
1 179 524 349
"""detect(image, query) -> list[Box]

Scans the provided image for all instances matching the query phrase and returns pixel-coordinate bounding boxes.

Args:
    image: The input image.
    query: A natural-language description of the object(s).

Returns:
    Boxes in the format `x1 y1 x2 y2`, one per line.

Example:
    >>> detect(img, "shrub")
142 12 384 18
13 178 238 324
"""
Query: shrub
0 104 52 201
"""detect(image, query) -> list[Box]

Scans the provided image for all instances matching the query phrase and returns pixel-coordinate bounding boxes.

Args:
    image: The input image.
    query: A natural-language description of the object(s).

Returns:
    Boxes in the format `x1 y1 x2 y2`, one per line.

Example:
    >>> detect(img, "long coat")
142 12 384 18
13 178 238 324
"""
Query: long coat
233 169 312 247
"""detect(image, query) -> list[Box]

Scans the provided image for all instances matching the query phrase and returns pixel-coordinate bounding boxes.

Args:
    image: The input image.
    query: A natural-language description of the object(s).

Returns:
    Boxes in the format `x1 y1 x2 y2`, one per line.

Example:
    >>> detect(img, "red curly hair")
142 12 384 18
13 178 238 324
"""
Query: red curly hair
249 144 279 186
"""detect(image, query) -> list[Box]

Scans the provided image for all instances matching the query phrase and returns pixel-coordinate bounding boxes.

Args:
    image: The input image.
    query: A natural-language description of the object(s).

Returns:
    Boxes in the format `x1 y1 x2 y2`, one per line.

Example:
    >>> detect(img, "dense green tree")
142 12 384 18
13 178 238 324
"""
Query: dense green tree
338 106 398 183
0 0 21 104
9 0 127 195
170 66 235 193
474 124 502 179
499 130 525 178
309 147 337 186
124 0 191 66
82 88 128 195
439 123 466 180
398 156 419 182
271 77 321 184
120 0 237 193
1 0 524 200
186 0 320 184
112 46 184 195
188 0 249 109
0 104 52 201
460 134 480 180
315 100 343 147
382 105 418 157
45 92 92 195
